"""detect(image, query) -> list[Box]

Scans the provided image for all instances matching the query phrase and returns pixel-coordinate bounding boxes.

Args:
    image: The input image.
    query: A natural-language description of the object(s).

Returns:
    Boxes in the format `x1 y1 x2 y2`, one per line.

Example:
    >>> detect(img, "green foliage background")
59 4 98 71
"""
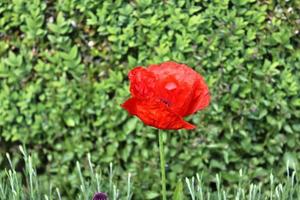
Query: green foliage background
0 0 300 198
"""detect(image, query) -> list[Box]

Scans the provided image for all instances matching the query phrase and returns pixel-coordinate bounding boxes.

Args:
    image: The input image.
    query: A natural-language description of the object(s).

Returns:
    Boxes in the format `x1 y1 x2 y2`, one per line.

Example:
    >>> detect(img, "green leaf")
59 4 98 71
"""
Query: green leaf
65 117 75 127
145 191 160 199
173 180 185 200
124 118 138 135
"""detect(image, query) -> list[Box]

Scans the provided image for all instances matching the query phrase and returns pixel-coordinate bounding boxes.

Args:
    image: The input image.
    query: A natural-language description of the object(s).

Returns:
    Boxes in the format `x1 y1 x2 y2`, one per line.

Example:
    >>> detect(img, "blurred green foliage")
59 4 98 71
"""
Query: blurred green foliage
0 0 299 199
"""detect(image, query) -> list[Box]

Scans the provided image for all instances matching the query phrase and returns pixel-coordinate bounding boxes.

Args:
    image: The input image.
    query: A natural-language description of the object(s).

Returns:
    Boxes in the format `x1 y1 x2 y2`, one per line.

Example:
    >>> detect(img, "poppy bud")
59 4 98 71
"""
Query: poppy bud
93 192 108 200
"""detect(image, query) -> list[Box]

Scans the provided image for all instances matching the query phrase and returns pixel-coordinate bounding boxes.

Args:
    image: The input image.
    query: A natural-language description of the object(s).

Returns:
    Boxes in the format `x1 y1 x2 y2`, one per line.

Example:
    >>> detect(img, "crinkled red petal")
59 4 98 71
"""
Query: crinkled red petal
184 77 210 116
128 67 156 99
148 61 210 117
121 97 195 130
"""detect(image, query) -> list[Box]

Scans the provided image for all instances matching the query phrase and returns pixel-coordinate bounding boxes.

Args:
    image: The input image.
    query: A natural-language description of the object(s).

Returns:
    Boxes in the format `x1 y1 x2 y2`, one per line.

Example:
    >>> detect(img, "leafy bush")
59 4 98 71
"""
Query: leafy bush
0 0 300 199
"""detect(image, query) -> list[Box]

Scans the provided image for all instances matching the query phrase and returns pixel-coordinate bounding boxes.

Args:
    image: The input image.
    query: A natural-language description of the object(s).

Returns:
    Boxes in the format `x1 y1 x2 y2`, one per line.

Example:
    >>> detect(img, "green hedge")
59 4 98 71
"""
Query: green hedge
0 0 300 198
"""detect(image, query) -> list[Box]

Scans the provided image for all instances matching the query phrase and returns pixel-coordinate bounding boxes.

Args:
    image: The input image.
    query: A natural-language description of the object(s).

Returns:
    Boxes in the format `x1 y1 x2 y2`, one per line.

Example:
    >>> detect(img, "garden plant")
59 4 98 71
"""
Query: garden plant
0 0 300 199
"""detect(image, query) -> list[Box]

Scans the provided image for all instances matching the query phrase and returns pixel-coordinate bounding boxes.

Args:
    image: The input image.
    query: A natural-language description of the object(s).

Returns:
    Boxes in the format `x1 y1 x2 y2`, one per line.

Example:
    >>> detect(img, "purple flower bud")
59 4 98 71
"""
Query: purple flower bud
93 192 108 200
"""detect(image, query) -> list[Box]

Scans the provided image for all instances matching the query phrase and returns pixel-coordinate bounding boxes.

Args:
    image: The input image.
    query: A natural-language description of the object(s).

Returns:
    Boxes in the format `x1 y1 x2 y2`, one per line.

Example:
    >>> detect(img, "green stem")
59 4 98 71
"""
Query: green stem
159 130 167 200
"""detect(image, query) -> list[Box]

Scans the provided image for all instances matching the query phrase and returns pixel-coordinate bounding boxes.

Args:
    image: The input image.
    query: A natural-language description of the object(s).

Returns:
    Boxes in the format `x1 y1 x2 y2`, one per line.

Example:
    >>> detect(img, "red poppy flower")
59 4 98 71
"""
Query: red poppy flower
121 61 210 130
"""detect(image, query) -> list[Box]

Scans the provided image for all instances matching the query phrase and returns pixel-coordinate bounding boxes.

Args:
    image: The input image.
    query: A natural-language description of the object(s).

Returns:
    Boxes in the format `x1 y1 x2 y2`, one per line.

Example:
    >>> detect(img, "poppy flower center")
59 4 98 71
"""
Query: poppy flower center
160 98 172 107
165 82 177 91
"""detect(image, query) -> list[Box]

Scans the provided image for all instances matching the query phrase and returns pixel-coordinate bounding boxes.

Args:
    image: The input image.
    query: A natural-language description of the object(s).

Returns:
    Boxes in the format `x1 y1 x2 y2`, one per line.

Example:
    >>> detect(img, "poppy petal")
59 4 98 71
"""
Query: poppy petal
184 79 210 116
128 67 156 99
121 97 195 130
148 61 210 117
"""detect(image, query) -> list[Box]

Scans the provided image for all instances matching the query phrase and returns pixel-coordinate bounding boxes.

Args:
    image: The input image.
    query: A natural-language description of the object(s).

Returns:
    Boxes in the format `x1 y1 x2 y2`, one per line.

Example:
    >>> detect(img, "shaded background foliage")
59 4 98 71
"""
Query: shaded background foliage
0 0 300 198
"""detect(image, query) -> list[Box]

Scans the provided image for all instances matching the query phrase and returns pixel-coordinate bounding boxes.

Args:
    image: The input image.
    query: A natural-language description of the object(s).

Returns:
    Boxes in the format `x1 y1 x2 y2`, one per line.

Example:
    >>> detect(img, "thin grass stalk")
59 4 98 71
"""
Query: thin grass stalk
56 188 62 200
127 173 132 200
